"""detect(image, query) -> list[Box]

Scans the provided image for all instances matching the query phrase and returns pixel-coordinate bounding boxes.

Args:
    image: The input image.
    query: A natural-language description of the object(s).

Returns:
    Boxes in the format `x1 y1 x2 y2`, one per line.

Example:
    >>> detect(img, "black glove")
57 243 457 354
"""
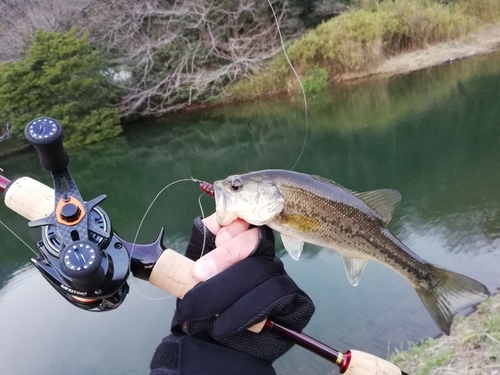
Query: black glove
172 217 315 363
150 334 276 375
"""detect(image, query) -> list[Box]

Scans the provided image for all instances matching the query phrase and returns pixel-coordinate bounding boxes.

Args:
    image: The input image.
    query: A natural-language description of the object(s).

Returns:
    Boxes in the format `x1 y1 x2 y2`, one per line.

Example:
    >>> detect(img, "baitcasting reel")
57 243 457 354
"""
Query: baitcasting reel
23 117 164 311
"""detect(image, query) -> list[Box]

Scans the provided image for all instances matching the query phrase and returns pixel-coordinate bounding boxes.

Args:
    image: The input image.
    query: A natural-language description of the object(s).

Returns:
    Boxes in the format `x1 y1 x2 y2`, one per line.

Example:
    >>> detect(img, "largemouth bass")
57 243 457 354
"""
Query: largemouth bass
213 169 490 335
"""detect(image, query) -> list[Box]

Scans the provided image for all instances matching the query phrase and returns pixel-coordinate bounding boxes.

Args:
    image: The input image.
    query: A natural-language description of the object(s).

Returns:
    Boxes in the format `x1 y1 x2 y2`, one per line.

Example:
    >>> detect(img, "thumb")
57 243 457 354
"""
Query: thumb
192 227 259 281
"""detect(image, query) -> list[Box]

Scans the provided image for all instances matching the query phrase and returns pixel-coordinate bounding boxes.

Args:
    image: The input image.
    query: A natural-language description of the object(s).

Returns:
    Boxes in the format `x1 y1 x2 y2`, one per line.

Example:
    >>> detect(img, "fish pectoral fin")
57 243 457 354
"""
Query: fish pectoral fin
415 265 490 335
355 189 401 226
280 234 304 260
341 255 369 287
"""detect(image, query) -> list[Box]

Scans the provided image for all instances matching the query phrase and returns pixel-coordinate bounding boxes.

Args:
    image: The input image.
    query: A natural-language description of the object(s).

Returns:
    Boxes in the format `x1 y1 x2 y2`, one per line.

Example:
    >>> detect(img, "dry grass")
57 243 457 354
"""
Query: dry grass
224 0 500 101
391 293 500 375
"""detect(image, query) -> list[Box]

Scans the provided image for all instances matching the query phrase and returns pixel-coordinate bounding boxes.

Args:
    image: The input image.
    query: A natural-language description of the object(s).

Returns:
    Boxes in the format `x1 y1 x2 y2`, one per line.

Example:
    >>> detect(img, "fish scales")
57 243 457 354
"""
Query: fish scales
213 169 490 334
270 179 430 287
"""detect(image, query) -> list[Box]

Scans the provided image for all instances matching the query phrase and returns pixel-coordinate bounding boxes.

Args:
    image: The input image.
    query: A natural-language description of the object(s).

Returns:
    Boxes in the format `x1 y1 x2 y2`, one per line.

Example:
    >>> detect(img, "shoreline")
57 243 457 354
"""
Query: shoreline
390 291 500 374
336 23 500 84
187 23 500 112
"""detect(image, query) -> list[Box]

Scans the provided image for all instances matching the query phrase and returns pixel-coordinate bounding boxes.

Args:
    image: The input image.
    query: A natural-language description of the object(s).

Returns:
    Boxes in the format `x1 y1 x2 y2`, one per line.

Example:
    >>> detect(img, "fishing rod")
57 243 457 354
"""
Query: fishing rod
1 117 409 375
150 248 410 375
0 171 9 192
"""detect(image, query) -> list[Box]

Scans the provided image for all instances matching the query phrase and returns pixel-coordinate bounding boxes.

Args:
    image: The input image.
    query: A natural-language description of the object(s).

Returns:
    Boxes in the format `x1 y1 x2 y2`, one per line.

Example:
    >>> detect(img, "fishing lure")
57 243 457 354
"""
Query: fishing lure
199 181 215 198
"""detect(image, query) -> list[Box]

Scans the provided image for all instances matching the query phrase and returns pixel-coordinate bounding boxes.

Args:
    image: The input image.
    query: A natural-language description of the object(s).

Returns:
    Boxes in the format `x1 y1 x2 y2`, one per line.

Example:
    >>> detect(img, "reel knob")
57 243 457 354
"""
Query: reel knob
25 117 69 172
60 202 82 222
59 240 105 291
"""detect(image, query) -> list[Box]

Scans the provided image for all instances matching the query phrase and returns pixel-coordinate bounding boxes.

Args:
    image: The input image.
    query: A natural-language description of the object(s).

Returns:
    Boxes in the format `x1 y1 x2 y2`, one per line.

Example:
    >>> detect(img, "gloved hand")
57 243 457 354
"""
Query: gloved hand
172 216 315 363
150 215 315 374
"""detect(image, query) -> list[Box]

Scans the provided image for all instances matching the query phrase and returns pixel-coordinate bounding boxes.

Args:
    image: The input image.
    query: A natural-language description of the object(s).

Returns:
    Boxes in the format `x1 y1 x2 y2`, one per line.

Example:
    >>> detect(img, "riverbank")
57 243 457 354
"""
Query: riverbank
390 291 500 374
339 23 500 83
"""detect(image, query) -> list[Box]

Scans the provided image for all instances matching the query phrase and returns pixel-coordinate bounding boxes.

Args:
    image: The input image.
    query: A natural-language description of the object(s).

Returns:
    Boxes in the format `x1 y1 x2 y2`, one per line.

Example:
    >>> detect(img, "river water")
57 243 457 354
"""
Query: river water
1 52 500 375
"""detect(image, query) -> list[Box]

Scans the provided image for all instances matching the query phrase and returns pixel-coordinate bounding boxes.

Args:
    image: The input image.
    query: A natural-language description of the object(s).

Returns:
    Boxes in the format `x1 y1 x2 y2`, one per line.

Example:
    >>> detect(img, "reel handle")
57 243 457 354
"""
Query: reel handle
24 117 69 172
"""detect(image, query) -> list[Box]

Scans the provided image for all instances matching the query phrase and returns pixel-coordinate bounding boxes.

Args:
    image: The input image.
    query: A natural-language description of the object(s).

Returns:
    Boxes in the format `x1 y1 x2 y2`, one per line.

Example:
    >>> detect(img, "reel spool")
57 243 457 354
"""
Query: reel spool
42 206 111 258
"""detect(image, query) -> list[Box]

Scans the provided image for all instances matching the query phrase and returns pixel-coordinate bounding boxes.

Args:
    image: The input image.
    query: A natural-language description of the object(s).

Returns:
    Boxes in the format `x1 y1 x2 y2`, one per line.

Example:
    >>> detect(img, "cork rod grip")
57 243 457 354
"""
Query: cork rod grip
149 249 200 299
342 350 403 375
149 249 266 333
4 177 54 221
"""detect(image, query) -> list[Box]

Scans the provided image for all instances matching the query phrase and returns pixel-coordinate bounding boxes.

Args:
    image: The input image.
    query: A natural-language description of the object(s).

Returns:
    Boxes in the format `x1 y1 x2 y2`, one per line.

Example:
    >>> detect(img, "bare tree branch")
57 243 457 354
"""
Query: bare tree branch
0 0 306 116
0 122 11 142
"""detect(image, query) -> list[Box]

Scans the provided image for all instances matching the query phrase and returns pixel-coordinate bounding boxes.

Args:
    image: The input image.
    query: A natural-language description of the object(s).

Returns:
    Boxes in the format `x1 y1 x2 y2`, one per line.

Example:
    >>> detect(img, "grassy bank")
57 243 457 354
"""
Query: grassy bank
223 0 500 100
390 292 500 374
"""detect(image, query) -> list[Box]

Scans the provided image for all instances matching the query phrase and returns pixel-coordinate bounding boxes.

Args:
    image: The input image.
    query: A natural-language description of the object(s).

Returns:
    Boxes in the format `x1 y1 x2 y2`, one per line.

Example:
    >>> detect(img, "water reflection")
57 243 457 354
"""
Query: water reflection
0 265 176 375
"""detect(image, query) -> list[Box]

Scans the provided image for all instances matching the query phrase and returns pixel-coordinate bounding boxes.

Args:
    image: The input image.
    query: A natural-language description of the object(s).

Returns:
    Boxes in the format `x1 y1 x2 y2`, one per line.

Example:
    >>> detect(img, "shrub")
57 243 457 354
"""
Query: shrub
301 67 329 93
0 28 121 148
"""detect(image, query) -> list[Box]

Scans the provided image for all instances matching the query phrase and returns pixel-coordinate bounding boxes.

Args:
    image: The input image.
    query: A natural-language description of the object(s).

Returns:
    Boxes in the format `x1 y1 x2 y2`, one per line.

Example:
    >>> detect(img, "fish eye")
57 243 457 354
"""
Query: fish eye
230 178 243 192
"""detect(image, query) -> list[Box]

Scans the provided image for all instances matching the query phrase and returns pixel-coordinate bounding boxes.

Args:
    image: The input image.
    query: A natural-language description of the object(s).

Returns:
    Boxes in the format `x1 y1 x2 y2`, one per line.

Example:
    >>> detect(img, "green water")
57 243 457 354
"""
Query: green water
1 52 500 375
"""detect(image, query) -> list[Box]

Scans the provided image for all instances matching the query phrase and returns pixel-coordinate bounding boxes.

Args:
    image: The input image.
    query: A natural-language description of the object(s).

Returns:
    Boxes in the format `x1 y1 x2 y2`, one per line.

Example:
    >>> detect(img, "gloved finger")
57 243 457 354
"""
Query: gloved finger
193 227 259 281
185 216 217 261
212 290 315 363
213 266 313 337
181 257 283 320
249 225 275 258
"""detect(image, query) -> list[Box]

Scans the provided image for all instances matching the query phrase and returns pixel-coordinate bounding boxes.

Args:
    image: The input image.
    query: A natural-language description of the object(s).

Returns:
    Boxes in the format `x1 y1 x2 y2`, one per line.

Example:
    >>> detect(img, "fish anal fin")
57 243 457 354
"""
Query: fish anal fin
355 189 401 226
416 265 490 335
280 234 304 260
341 255 369 287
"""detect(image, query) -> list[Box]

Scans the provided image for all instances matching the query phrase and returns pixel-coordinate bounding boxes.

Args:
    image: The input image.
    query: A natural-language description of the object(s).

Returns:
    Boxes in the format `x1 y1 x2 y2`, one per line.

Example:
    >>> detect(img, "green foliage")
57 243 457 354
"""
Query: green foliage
301 67 329 94
0 28 121 148
458 0 500 23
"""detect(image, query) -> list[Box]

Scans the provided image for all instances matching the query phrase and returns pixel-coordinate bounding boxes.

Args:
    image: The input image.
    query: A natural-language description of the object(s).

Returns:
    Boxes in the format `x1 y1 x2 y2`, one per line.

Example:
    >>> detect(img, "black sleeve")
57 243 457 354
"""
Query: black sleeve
150 334 276 375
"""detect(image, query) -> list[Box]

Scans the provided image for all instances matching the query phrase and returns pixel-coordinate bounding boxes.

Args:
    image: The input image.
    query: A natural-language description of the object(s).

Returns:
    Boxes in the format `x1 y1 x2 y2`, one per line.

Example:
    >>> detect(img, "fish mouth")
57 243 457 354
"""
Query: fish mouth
213 181 225 211
213 181 239 226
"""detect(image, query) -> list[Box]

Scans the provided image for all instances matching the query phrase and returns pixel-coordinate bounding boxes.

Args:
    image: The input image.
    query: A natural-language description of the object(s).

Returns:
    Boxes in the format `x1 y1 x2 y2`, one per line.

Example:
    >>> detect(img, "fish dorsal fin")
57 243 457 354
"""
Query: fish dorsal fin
341 255 369 287
355 189 401 226
311 175 356 194
280 233 304 260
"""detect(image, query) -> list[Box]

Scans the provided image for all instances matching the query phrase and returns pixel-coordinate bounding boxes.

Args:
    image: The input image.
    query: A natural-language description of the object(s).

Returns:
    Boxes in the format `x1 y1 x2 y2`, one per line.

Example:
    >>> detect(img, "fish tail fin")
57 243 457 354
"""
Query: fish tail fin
415 265 490 335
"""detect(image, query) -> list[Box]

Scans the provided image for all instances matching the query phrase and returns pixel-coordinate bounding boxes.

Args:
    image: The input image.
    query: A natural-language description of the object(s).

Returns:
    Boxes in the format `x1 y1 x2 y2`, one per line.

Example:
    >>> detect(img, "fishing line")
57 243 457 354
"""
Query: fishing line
129 177 204 301
130 2 310 299
0 219 38 256
266 0 309 171
197 193 209 258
